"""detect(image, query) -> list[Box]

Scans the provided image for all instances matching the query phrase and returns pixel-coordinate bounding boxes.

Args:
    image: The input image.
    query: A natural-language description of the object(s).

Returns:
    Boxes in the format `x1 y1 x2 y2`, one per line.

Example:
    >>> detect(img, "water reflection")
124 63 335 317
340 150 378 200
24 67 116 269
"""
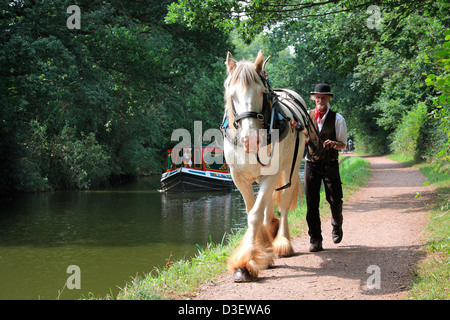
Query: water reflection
0 177 247 299
160 191 246 245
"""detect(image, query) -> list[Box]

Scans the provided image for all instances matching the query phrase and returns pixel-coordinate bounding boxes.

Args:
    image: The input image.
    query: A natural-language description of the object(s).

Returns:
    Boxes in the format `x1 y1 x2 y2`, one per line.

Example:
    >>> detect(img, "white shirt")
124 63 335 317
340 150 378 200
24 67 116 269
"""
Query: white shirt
305 108 348 161
317 108 347 145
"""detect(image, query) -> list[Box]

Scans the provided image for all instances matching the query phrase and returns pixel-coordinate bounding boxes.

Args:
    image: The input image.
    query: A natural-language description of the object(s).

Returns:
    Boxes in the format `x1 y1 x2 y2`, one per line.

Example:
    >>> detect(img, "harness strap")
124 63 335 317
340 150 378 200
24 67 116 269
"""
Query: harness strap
275 128 300 192
256 99 277 166
233 111 264 129
270 90 306 191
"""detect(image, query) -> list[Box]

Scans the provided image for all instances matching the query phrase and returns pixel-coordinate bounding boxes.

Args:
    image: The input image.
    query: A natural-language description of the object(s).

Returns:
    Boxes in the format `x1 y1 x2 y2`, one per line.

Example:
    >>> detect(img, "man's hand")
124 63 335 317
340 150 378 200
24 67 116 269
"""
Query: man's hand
323 139 346 150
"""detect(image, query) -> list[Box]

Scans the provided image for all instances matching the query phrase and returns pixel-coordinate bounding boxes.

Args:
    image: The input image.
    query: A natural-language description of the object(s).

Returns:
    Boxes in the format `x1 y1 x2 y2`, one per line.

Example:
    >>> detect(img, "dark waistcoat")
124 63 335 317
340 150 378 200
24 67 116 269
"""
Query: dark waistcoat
307 109 338 162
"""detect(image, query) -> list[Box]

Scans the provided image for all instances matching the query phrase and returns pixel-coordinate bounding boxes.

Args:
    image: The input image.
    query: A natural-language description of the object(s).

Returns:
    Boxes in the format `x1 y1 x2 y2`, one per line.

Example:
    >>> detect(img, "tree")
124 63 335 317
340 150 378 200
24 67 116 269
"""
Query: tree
168 0 449 155
166 0 438 42
0 0 231 194
424 29 450 172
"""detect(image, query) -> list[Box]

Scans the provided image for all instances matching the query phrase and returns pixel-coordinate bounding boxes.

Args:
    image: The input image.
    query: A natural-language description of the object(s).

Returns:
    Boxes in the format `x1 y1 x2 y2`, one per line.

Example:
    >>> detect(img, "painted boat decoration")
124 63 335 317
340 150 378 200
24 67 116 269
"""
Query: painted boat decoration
160 146 234 192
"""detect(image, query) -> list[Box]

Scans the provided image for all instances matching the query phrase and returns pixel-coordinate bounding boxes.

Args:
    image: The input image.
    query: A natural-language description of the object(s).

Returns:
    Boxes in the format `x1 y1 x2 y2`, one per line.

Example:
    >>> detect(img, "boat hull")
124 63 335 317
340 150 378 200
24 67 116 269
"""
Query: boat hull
160 168 234 192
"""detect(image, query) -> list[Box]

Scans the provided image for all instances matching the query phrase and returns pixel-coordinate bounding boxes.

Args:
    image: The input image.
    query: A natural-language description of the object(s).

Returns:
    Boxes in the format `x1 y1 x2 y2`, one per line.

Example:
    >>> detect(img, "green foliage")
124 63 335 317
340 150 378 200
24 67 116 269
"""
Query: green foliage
50 124 111 190
403 161 450 300
14 120 53 192
167 0 438 43
0 0 231 194
225 1 449 157
423 29 450 173
116 231 240 300
339 156 371 188
168 0 450 158
3 0 449 195
390 103 429 161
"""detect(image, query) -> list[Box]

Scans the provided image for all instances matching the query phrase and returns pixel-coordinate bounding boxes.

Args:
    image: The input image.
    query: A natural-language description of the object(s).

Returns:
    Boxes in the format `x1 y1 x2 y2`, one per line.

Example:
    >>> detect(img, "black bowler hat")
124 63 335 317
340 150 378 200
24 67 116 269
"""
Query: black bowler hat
310 83 334 97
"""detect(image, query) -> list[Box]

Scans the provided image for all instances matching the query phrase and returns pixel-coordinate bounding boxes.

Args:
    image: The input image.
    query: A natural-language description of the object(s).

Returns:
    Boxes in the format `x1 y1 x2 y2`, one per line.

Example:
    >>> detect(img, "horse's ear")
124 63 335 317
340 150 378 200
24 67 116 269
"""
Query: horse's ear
226 51 236 74
254 50 264 74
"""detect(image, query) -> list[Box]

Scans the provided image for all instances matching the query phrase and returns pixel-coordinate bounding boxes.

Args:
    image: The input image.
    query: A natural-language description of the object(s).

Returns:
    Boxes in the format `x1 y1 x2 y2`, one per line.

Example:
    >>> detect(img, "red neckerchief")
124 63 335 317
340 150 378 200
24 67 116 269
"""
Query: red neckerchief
315 106 328 124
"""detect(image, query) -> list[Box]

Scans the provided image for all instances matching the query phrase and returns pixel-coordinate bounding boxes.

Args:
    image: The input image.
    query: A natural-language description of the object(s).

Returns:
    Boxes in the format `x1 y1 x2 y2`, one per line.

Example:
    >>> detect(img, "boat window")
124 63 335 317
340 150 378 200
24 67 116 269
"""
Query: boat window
193 149 203 170
204 150 228 172
181 148 192 168
167 149 182 170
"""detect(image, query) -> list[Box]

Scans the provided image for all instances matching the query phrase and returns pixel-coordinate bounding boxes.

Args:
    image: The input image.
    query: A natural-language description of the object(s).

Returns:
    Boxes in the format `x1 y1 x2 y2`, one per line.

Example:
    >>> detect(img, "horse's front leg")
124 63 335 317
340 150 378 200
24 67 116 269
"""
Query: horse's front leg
264 193 280 240
228 175 278 282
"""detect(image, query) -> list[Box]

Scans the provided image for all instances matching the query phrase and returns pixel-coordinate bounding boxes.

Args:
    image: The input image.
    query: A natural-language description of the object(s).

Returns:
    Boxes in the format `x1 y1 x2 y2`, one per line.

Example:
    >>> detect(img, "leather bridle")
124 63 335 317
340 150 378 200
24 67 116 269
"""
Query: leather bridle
229 75 272 131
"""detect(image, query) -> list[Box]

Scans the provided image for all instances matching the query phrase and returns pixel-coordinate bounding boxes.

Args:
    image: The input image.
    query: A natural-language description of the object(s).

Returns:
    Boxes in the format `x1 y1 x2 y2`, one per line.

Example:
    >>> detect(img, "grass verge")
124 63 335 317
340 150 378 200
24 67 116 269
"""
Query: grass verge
388 154 450 300
114 155 370 300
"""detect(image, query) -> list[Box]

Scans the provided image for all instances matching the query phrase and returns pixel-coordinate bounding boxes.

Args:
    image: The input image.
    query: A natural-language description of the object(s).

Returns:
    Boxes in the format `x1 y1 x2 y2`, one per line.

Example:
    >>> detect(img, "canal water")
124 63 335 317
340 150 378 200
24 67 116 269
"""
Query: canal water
0 177 248 300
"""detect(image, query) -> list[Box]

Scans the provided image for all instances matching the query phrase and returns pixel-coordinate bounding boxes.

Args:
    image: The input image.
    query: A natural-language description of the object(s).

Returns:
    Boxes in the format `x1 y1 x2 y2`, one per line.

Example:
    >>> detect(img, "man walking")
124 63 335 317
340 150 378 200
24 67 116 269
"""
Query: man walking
305 83 347 252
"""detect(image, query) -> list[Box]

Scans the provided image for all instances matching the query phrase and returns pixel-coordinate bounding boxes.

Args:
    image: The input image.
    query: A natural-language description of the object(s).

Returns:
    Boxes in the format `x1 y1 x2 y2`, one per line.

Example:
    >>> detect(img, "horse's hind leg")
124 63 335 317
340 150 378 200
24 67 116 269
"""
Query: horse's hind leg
272 179 299 257
264 193 279 240
273 208 294 257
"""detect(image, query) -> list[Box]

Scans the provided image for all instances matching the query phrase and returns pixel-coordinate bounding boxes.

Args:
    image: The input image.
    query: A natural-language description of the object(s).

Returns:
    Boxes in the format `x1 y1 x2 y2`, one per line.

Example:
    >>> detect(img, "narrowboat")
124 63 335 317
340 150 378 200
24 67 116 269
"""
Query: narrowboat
160 146 234 192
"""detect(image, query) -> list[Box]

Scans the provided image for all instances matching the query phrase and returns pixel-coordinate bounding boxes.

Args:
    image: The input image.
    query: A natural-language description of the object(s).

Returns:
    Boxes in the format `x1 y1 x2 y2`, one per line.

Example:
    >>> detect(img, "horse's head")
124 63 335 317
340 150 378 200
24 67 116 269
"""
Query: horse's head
225 50 269 153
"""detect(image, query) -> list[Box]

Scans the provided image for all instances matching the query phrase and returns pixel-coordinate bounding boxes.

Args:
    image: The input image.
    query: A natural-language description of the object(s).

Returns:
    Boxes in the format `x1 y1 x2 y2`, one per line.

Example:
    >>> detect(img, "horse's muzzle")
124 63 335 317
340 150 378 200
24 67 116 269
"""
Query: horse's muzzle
239 131 263 153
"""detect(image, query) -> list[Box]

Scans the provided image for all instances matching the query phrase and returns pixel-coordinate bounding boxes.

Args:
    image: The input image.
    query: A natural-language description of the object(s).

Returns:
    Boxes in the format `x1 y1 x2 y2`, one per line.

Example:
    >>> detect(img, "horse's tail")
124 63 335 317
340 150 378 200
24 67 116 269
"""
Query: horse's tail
274 174 302 212
289 175 302 211
296 175 304 207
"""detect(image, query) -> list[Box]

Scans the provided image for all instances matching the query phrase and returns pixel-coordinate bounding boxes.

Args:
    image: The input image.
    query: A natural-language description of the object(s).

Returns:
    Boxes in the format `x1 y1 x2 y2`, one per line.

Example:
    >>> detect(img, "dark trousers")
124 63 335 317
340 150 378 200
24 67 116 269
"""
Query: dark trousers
304 159 343 243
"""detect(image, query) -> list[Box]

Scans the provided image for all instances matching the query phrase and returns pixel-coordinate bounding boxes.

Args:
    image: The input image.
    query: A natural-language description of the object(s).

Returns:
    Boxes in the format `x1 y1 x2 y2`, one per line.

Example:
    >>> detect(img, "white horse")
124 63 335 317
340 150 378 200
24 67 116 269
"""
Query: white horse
223 51 307 282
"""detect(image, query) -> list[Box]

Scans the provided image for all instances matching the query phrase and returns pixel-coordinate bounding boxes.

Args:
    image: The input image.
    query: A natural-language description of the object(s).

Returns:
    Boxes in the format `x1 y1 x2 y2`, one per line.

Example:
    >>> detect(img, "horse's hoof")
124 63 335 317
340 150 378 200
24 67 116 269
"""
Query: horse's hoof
232 268 254 282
